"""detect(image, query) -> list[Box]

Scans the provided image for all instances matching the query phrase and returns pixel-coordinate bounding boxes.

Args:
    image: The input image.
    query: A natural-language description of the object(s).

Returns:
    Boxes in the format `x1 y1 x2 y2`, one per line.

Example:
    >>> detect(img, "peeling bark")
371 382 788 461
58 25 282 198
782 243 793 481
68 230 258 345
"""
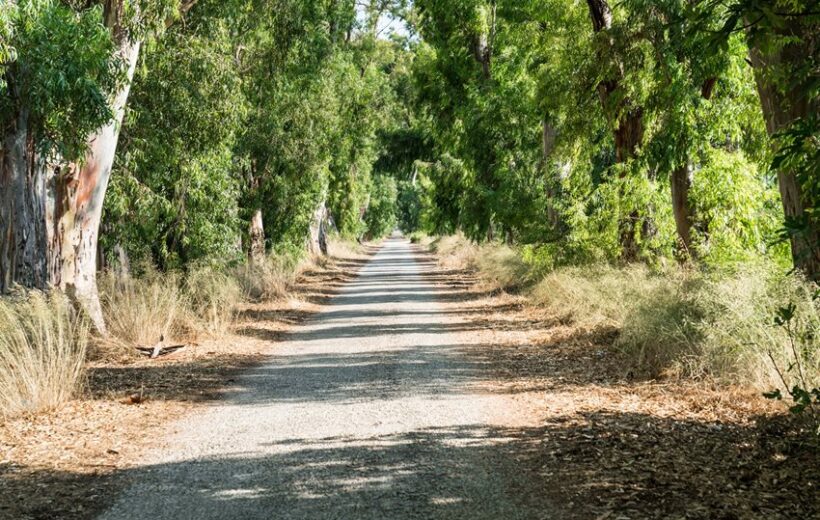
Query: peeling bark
0 39 141 333
58 39 141 333
0 109 51 292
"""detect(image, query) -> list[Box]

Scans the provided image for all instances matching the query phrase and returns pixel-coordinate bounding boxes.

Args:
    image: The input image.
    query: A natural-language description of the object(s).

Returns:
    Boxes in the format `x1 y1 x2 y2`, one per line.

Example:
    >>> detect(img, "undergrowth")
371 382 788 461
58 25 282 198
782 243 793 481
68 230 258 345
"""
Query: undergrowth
0 238 364 417
432 235 819 391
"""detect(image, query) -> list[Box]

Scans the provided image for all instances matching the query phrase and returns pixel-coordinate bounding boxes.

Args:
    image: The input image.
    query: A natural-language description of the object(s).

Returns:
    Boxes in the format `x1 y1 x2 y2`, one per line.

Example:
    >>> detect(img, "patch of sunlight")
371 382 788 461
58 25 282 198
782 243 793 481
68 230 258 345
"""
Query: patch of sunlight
212 487 267 500
330 475 395 489
431 496 465 505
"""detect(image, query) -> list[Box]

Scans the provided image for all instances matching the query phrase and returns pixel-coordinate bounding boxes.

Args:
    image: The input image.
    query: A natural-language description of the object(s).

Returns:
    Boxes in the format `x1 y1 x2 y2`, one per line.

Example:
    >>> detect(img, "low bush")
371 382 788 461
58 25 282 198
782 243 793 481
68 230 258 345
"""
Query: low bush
0 292 89 418
408 231 427 244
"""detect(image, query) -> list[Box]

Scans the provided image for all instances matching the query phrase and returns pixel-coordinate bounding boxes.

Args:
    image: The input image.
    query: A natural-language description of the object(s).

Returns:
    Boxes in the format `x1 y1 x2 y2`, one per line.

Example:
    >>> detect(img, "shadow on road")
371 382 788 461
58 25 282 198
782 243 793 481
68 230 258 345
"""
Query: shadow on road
4 412 816 519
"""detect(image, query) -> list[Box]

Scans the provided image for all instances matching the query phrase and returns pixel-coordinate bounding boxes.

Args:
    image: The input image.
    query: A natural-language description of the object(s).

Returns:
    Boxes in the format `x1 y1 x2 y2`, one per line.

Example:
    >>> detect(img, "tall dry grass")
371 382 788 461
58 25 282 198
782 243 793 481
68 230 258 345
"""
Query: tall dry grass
183 265 243 338
233 253 303 301
99 268 185 348
0 292 89 418
0 240 365 414
431 235 819 389
432 234 531 286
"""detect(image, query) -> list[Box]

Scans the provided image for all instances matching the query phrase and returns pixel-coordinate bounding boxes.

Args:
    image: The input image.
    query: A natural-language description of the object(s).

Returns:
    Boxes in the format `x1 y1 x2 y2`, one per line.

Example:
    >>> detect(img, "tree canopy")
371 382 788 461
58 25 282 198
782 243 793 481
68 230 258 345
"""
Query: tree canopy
0 0 817 302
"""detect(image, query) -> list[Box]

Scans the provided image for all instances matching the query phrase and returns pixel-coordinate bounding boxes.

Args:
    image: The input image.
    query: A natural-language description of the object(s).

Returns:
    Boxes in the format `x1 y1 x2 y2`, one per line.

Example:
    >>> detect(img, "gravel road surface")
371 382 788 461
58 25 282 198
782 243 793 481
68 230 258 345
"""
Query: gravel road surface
99 238 553 519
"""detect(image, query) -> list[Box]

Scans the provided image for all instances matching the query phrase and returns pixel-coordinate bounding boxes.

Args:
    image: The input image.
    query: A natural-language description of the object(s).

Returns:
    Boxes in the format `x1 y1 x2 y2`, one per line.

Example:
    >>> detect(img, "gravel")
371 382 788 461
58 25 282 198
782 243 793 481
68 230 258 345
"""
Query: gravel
98 238 554 519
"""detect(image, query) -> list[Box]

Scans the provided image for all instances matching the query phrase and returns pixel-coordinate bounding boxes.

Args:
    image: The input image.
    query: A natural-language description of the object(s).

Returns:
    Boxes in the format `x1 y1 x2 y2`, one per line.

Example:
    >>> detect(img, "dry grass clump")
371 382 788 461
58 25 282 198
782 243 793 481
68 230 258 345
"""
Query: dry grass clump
431 234 480 270
97 249 311 354
99 268 185 348
327 238 366 259
530 264 668 328
183 265 243 338
697 267 818 389
431 235 529 289
616 263 818 388
408 231 431 245
233 253 302 301
473 244 532 290
0 292 89 418
532 261 819 388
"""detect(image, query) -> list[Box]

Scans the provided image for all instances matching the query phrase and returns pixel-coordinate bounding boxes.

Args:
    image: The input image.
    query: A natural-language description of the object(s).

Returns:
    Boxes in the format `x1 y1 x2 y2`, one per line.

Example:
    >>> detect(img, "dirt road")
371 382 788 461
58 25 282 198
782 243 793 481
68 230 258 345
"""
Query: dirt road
99 238 552 519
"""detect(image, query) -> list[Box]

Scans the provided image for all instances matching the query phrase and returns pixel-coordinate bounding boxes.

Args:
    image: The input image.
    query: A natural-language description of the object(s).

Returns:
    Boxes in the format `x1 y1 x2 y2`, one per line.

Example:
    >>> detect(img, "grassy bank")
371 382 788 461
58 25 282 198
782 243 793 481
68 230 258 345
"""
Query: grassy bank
430 235 819 392
0 240 365 419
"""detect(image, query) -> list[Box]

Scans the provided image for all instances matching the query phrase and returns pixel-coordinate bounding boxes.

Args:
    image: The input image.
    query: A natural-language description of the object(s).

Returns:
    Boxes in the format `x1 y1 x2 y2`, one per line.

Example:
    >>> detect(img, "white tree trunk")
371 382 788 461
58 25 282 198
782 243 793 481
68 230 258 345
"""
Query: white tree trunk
308 201 328 256
56 39 141 333
249 208 265 263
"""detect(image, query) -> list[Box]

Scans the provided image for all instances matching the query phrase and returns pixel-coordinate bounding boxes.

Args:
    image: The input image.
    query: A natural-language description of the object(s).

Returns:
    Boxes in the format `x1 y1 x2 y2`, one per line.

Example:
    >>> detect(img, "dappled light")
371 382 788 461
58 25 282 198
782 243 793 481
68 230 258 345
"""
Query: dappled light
1 0 818 518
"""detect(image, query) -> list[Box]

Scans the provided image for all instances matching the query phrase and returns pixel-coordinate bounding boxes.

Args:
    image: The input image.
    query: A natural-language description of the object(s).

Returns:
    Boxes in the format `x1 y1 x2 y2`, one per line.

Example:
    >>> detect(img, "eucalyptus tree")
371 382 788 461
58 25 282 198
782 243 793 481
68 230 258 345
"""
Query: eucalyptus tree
233 0 356 257
104 3 246 270
0 0 194 331
698 1 819 279
413 0 531 241
325 5 410 242
409 0 785 270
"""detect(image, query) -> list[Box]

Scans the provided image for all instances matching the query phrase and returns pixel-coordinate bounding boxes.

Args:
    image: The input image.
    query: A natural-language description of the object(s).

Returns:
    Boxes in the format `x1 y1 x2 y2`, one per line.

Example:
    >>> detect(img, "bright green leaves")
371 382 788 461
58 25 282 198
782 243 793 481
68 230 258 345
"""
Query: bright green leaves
103 0 409 263
0 2 16 87
1 0 124 161
365 175 399 239
105 16 245 269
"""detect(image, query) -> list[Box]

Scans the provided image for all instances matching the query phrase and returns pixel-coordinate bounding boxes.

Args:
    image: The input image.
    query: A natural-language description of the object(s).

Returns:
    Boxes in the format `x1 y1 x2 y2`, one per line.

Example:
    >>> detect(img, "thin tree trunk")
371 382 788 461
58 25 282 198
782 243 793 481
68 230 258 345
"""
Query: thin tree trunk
542 118 562 231
248 208 265 263
669 78 715 261
308 201 328 256
671 162 695 259
586 0 646 262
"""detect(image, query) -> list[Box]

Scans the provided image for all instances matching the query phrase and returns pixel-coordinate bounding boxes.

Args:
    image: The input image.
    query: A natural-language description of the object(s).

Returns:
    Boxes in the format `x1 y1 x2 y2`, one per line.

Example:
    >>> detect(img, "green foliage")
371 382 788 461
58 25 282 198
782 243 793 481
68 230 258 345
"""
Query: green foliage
406 0 800 276
96 0 414 272
1 0 123 160
689 148 787 263
764 292 820 434
396 179 423 232
105 18 244 269
365 175 398 239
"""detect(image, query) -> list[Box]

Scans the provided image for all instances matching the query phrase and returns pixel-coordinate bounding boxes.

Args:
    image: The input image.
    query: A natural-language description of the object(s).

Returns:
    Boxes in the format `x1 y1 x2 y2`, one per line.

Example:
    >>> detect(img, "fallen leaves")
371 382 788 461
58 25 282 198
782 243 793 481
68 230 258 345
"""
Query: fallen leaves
433 263 819 519
0 252 373 520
